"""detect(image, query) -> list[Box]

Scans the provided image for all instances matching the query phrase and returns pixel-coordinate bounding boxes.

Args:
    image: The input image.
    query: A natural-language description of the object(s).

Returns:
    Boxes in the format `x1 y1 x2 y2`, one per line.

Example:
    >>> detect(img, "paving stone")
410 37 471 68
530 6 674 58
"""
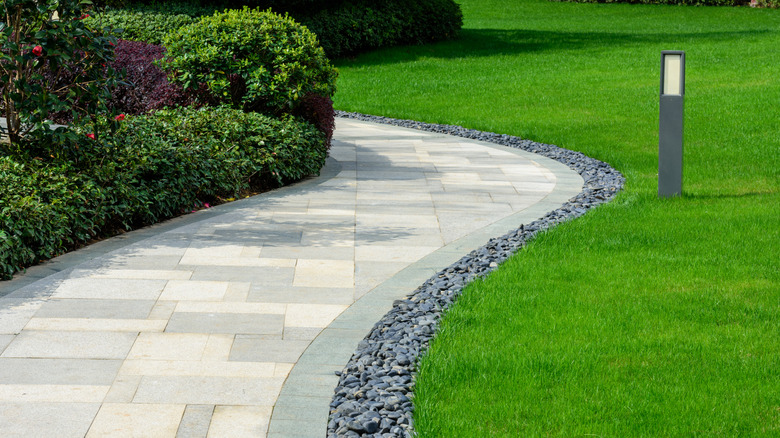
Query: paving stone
133 376 284 405
1 331 137 359
0 384 109 402
177 404 214 438
229 336 310 363
0 402 100 438
166 312 284 336
52 278 167 300
127 333 209 361
246 286 353 305
24 317 167 332
86 403 185 437
284 304 348 328
34 299 155 319
188 266 295 284
207 405 272 438
0 358 122 385
159 280 229 301
0 335 14 354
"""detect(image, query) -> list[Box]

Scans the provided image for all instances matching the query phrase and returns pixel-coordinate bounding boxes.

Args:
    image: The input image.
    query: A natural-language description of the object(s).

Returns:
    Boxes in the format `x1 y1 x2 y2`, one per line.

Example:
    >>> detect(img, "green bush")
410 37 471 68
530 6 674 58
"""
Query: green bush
88 0 464 58
161 7 337 115
297 0 464 57
87 2 217 45
0 106 326 279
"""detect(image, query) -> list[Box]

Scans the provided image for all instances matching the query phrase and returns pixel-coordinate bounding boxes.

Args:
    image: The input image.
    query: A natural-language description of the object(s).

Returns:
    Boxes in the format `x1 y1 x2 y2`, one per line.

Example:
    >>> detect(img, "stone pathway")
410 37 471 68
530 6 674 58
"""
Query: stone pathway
0 118 583 437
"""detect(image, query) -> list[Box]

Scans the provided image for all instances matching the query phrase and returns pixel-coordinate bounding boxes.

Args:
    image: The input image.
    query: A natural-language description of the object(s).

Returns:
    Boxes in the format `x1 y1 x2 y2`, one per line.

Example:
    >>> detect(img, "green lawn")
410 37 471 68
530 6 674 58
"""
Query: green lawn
333 0 779 435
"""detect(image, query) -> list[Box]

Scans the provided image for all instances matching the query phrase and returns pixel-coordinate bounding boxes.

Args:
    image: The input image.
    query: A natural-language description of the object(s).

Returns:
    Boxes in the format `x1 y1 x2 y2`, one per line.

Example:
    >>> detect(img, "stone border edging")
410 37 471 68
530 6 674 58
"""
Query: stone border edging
326 112 625 437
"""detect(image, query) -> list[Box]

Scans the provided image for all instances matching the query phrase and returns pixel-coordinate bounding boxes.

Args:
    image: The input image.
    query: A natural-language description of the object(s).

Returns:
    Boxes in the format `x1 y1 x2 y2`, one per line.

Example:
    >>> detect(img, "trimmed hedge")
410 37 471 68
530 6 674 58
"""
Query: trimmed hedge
90 0 464 58
297 0 464 57
0 106 326 279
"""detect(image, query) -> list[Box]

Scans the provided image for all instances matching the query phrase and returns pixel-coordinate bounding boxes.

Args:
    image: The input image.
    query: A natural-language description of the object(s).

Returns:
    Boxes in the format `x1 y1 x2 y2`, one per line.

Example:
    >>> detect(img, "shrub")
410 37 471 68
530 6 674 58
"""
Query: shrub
296 0 464 58
161 7 337 115
86 3 215 45
0 0 122 150
294 93 335 149
107 40 195 115
0 106 327 279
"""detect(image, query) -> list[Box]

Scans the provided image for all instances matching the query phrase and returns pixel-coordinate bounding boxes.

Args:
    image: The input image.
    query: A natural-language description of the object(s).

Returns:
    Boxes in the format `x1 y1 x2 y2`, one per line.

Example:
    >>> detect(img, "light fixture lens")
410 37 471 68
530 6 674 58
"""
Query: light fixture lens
663 54 682 96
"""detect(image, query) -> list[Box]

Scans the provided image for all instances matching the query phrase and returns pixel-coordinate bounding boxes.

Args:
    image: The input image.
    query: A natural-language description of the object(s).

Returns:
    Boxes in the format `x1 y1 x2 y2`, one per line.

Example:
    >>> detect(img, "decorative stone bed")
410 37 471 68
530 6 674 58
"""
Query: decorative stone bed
327 112 625 438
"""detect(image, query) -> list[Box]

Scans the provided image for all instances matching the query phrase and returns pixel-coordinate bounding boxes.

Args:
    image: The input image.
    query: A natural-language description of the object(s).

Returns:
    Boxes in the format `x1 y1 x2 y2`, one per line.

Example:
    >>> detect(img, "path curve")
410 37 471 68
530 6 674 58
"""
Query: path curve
0 118 583 437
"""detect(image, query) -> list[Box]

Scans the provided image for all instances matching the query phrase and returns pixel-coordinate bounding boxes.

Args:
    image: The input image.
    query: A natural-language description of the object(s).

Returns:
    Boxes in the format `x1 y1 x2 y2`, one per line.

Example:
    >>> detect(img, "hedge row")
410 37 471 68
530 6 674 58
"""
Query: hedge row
0 106 326 280
90 0 464 57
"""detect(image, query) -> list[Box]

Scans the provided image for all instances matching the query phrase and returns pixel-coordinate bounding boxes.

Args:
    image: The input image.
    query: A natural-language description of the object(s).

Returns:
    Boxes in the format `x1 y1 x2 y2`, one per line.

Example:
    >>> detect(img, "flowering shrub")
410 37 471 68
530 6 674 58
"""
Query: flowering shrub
161 7 337 115
0 0 122 151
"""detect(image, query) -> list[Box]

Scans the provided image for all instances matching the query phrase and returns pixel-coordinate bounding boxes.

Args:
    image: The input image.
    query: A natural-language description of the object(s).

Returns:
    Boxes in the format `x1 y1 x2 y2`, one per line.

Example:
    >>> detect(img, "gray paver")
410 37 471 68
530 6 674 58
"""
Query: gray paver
176 404 214 438
34 299 155 319
165 312 284 335
1 331 137 359
0 358 122 385
0 402 100 438
133 376 284 405
230 337 310 363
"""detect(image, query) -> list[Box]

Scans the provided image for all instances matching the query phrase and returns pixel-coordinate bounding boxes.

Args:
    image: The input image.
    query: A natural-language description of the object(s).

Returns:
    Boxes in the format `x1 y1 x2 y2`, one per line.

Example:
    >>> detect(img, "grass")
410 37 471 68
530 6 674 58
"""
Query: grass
332 0 779 435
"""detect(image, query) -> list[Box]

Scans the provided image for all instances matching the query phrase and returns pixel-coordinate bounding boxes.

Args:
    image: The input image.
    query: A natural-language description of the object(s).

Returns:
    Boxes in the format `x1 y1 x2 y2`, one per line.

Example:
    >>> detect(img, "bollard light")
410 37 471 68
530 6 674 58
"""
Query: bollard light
658 51 685 197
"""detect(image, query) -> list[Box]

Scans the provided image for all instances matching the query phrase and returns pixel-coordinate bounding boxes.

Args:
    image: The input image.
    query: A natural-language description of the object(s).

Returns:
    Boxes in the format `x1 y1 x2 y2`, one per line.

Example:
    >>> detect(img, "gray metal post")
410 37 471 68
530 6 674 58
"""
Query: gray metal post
659 51 685 198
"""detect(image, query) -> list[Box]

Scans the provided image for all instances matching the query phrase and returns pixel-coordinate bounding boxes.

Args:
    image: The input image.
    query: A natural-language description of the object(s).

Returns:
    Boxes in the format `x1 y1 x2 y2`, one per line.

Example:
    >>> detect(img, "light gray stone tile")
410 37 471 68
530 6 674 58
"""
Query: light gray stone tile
1 331 137 359
0 402 100 438
247 286 353 305
176 404 214 438
52 278 166 300
133 376 285 405
0 358 122 385
165 313 284 336
34 299 155 319
188 266 295 284
87 403 185 437
229 336 310 363
0 335 14 354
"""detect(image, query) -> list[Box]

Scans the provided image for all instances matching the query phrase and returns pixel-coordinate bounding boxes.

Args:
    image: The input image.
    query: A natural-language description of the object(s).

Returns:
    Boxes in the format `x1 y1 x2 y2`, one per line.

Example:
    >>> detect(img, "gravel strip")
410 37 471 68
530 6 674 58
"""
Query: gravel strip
328 111 625 437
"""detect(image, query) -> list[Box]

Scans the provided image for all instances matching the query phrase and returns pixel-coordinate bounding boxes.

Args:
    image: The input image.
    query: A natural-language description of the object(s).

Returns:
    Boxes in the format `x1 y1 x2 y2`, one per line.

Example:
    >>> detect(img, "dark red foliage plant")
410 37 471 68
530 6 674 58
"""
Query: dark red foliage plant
294 93 335 149
107 39 194 116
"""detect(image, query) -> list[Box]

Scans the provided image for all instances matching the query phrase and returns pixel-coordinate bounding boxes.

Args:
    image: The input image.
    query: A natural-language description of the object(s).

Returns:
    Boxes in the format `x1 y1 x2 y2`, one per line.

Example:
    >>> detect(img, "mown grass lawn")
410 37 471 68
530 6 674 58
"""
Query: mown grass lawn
333 0 779 435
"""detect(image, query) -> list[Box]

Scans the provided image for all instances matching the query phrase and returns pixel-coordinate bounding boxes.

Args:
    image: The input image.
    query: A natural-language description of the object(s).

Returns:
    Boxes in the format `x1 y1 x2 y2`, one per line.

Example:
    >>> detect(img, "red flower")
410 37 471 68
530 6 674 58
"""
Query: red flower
78 14 89 20
86 133 95 140
114 114 125 121
32 45 43 57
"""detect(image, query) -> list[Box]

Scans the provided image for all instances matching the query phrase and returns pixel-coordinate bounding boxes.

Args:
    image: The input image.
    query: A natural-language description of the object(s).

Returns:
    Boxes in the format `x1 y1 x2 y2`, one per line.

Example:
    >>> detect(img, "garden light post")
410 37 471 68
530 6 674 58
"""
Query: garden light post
658 50 685 197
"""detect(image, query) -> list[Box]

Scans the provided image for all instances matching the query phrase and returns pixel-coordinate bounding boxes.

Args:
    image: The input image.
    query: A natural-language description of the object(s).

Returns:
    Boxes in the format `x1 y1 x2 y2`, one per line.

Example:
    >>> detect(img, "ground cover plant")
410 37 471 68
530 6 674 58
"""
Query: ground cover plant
333 0 779 435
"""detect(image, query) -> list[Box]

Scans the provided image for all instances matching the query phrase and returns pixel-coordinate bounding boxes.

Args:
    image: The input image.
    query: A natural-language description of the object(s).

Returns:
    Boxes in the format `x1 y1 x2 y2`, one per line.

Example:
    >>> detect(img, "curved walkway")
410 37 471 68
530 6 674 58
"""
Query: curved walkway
0 118 583 437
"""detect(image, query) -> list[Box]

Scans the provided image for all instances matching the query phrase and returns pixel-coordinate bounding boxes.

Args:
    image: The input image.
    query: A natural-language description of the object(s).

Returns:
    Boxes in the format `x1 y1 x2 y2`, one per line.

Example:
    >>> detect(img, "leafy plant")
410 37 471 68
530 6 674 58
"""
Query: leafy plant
160 7 337 115
0 106 327 280
0 0 122 152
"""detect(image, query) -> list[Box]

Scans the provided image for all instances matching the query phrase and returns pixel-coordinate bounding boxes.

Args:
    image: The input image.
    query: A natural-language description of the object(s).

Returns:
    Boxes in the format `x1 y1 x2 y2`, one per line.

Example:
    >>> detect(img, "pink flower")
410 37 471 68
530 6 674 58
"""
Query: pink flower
204 203 211 208
86 133 95 140
32 45 43 57
114 114 125 121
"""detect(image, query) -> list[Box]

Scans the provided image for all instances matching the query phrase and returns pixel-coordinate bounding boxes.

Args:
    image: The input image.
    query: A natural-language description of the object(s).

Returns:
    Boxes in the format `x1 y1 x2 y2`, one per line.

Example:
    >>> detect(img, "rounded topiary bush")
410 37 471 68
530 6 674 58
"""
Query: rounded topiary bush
161 7 337 115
